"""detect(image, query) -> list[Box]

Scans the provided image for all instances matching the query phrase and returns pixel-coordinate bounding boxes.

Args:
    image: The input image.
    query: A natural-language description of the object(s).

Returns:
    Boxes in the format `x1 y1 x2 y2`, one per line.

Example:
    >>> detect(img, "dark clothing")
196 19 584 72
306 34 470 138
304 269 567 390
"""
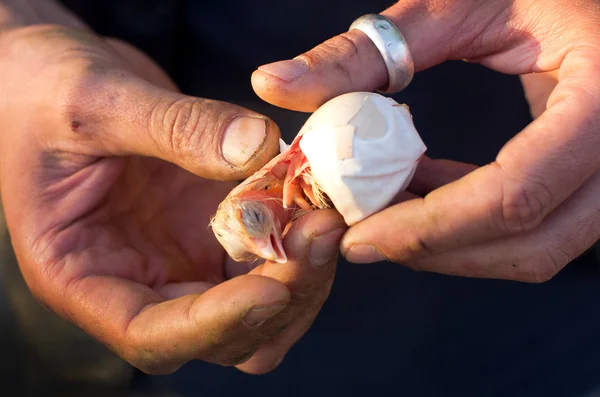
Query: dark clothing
46 1 600 396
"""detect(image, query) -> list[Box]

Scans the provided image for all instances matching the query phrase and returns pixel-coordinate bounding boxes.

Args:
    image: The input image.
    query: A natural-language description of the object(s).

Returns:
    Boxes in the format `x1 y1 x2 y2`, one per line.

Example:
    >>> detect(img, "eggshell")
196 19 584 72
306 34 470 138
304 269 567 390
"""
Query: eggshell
298 92 426 225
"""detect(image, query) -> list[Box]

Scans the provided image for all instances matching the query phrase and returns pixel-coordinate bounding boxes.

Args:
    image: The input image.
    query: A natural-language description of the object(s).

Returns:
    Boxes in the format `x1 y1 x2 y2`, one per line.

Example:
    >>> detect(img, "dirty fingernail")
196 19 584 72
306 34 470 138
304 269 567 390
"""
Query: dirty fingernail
244 304 286 326
345 244 387 264
309 228 346 267
223 117 267 167
258 59 308 82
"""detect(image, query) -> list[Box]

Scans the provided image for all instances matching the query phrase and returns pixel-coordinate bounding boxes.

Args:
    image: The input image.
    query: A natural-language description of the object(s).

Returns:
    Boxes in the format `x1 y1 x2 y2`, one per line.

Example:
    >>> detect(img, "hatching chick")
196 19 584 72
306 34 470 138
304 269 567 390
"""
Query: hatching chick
210 142 323 264
210 92 426 264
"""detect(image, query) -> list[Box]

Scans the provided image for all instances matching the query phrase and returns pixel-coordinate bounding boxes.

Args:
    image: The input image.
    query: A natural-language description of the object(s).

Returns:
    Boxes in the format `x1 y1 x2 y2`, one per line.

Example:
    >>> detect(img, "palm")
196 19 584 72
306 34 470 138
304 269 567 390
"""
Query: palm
61 156 236 293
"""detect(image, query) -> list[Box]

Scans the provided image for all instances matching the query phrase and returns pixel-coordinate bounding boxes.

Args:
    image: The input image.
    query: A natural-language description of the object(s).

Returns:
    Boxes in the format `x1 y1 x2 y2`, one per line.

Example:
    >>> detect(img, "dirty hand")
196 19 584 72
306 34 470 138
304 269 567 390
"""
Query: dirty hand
252 0 600 282
0 0 345 375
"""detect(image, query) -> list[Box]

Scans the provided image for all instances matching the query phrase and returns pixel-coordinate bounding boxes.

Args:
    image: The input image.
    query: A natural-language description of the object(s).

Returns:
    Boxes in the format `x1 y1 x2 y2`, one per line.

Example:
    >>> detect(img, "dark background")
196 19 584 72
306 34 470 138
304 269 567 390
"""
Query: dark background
0 1 599 396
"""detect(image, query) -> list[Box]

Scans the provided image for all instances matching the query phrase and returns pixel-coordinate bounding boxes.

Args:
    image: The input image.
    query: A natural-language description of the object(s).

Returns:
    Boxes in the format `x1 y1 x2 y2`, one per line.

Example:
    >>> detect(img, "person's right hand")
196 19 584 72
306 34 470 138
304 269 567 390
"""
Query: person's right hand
0 2 345 375
252 0 600 283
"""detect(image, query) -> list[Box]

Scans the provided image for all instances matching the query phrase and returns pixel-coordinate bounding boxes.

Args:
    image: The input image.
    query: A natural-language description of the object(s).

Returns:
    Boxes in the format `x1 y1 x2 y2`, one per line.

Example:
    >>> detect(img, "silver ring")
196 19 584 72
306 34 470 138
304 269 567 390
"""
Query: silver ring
349 14 414 94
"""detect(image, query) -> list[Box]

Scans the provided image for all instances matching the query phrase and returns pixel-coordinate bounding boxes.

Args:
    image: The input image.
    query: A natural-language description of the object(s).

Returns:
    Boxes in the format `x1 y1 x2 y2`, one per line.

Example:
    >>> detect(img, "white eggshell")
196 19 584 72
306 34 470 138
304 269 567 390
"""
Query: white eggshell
298 92 426 225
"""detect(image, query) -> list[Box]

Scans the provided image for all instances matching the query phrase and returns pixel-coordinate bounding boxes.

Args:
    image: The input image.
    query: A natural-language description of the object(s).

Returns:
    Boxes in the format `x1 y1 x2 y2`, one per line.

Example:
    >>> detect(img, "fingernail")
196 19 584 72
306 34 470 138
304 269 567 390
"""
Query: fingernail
258 59 308 82
223 117 267 167
346 244 386 264
244 304 286 326
309 228 346 267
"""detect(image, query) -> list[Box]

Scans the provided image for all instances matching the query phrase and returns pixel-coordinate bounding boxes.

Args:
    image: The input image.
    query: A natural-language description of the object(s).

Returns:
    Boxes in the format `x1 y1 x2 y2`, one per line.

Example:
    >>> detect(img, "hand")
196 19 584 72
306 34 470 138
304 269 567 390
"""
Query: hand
251 0 600 282
0 5 346 375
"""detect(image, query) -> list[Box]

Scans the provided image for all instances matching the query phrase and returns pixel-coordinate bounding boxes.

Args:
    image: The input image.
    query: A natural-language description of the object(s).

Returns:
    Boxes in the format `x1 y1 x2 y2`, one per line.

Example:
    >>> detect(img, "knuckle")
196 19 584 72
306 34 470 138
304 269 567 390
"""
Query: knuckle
499 176 553 234
519 249 565 283
389 235 436 265
56 63 99 126
300 32 359 82
150 98 215 157
57 64 126 138
306 32 359 62
288 282 323 306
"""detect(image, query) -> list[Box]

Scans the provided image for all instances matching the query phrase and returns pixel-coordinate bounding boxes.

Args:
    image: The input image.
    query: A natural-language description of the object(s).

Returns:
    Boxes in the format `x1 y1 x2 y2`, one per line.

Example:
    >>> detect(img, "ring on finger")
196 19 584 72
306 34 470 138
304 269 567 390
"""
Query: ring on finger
349 14 414 94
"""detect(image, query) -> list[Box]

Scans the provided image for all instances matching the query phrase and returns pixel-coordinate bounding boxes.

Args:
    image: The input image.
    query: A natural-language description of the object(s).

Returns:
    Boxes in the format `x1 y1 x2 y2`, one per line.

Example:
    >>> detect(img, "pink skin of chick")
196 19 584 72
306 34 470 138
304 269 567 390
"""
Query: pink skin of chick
210 133 329 264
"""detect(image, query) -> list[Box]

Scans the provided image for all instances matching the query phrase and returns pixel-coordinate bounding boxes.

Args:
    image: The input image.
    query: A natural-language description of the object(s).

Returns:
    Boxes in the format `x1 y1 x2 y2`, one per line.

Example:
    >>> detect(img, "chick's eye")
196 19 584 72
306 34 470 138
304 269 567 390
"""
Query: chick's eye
239 202 269 237
246 208 264 226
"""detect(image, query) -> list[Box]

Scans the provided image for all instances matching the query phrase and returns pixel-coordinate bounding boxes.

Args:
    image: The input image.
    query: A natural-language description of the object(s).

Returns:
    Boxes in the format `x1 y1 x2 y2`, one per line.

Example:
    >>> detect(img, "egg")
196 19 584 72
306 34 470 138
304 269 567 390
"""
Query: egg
297 92 426 225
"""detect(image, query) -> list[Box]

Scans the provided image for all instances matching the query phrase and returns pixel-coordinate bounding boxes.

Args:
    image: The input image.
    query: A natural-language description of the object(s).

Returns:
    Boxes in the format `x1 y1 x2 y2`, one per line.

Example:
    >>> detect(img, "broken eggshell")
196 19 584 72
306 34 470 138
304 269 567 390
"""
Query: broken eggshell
297 92 427 226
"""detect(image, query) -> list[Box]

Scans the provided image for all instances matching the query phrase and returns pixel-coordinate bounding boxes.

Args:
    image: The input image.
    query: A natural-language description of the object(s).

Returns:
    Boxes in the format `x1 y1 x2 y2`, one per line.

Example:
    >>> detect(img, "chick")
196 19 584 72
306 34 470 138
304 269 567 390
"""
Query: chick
210 138 322 264
211 191 290 264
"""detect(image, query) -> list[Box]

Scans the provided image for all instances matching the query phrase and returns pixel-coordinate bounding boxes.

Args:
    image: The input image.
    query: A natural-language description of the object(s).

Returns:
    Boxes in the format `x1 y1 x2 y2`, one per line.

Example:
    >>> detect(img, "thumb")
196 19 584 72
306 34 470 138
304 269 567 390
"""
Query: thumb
68 71 281 181
520 70 559 119
250 1 503 112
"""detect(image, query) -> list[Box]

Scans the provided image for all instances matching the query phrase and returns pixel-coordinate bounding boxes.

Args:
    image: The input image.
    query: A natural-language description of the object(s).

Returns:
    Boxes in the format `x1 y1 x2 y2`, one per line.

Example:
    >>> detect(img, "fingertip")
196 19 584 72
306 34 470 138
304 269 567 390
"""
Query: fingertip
281 209 347 267
339 217 377 259
236 353 286 375
216 115 282 181
289 209 347 244
242 116 282 175
251 30 387 112
342 243 388 264
251 68 318 113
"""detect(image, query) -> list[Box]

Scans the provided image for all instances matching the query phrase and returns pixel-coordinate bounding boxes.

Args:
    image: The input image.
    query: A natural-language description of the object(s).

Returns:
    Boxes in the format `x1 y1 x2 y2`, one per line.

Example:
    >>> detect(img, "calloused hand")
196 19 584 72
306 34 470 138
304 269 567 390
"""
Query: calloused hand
252 0 600 282
0 17 346 375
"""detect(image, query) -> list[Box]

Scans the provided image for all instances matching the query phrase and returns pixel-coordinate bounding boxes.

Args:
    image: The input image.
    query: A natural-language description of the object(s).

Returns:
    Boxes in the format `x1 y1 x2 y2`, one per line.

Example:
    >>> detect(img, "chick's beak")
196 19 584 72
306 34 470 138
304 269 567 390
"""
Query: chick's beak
249 232 287 264
235 200 289 264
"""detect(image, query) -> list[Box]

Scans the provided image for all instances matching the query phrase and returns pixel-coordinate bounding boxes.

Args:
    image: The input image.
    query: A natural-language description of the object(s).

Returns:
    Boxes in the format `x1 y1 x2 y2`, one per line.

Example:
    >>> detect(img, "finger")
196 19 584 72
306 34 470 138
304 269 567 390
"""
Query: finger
343 48 600 263
377 157 471 207
251 209 345 318
61 71 281 181
49 272 291 374
224 256 264 279
235 294 324 374
243 209 346 371
251 1 509 112
157 281 216 299
520 70 559 119
408 157 478 196
405 169 600 283
389 190 420 206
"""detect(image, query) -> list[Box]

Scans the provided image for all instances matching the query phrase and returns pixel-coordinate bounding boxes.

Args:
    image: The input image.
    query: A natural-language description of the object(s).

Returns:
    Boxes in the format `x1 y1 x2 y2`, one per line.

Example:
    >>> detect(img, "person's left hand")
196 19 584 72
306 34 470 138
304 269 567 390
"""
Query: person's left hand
0 19 345 375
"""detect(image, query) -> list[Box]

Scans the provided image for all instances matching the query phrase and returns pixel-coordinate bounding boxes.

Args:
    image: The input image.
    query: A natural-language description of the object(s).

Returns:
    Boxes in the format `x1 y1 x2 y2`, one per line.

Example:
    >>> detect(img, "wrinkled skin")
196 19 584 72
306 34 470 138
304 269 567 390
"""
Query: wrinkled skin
0 1 346 376
252 0 600 282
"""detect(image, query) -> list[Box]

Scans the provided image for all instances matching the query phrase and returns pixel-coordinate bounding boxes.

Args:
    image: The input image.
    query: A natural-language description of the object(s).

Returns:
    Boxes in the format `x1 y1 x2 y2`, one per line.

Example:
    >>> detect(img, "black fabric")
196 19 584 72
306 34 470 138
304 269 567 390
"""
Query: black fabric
57 1 600 396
